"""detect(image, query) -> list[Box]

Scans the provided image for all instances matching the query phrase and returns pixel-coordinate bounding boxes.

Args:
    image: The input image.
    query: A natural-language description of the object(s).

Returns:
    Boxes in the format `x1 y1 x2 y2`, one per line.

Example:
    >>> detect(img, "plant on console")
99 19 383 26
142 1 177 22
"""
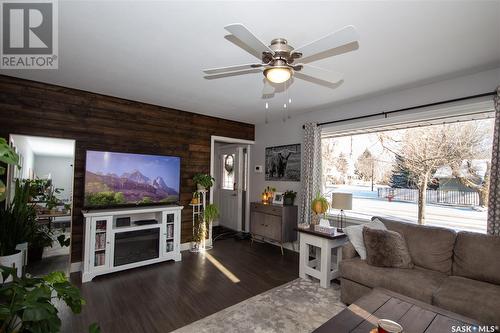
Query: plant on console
283 190 297 206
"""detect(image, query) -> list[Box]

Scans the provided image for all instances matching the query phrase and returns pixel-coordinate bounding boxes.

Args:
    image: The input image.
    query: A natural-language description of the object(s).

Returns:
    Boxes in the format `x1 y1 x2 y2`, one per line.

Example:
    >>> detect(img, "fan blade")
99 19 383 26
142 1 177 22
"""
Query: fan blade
203 63 262 75
262 80 275 95
297 64 343 84
293 25 359 59
225 23 273 56
204 69 262 80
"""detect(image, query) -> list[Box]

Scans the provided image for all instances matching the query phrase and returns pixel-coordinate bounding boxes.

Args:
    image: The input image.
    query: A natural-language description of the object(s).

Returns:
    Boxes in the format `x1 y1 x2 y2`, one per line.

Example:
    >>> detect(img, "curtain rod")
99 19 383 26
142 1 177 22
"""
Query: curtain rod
302 91 497 129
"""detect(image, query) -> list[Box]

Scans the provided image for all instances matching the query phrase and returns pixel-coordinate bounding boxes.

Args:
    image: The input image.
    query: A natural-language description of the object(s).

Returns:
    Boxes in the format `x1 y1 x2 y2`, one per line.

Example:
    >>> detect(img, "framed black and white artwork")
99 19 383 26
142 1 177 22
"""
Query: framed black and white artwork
265 144 301 181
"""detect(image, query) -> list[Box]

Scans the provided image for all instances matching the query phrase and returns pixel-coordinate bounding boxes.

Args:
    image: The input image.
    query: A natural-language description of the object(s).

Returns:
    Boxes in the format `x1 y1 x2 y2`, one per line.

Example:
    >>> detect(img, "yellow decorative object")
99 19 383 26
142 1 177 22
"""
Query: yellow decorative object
311 193 329 214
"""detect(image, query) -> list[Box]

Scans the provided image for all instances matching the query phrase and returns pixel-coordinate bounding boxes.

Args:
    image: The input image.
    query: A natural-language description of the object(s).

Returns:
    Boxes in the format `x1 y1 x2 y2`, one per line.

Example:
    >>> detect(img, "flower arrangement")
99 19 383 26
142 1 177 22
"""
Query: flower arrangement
261 186 276 204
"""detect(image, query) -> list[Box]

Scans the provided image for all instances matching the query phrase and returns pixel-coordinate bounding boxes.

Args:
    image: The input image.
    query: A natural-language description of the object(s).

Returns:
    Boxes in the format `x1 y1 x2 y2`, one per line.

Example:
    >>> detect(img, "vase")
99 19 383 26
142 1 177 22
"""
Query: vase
0 250 23 282
28 246 44 263
15 242 29 268
311 214 321 226
197 184 206 192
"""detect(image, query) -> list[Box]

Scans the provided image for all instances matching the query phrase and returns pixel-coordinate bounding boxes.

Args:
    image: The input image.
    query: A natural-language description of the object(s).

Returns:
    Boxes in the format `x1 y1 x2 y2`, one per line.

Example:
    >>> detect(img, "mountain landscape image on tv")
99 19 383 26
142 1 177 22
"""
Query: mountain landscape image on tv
84 150 180 208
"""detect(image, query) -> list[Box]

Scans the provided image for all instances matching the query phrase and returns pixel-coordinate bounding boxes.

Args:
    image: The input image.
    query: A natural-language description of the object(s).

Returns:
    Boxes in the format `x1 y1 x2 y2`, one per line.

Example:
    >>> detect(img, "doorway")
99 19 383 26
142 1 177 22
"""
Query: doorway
211 136 253 238
8 135 75 276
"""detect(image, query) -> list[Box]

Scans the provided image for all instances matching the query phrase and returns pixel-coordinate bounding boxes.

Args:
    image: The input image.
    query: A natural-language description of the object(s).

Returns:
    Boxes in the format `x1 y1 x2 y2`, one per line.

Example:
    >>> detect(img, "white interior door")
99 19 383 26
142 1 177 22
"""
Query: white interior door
218 146 242 231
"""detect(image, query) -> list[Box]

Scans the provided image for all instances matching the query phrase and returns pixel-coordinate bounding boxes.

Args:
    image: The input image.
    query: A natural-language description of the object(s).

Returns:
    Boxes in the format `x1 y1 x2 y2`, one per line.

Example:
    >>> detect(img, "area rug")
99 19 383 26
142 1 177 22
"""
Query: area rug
173 278 345 333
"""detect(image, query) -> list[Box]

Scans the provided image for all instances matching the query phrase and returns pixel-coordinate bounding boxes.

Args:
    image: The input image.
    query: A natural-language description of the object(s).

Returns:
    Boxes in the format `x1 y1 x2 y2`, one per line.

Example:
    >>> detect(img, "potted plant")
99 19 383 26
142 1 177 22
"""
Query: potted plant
0 266 100 333
27 225 54 263
0 207 24 281
190 191 200 205
193 173 215 191
203 204 219 229
311 192 329 225
283 190 297 206
64 203 72 214
0 181 34 280
44 186 63 213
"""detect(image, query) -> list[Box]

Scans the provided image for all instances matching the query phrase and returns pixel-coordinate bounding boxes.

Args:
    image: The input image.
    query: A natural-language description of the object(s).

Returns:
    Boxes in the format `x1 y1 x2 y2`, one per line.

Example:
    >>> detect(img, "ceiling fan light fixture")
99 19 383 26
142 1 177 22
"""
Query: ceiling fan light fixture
264 67 292 84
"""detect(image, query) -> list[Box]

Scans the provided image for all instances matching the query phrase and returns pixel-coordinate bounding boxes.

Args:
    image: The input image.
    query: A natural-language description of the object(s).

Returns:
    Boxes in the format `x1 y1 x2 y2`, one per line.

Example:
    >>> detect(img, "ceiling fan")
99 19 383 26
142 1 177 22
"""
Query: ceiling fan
203 24 359 94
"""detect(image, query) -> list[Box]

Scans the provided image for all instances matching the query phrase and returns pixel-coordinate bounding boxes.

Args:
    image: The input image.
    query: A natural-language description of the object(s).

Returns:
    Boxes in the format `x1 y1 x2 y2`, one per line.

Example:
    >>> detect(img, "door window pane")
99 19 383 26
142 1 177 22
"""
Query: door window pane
222 154 235 190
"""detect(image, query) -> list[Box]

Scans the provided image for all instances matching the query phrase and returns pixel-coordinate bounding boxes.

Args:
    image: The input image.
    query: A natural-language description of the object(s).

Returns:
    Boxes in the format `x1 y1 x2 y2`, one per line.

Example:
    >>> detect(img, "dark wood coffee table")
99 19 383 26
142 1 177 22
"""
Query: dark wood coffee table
314 288 479 333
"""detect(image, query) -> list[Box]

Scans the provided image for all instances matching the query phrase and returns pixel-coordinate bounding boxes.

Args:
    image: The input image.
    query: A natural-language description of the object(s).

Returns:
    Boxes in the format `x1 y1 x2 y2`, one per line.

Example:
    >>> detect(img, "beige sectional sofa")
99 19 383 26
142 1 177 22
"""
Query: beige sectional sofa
339 216 500 325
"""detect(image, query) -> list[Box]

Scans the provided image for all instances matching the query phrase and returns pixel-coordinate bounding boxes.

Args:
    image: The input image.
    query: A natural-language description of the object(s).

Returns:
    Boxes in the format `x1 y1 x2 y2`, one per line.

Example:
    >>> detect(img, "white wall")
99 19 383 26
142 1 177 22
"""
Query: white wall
34 155 74 204
10 135 35 180
250 68 500 221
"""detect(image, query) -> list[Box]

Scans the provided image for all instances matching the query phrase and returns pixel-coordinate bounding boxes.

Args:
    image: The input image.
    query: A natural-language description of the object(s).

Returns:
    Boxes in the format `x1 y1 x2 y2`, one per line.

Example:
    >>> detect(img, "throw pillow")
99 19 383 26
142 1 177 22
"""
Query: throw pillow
363 227 414 269
343 218 387 260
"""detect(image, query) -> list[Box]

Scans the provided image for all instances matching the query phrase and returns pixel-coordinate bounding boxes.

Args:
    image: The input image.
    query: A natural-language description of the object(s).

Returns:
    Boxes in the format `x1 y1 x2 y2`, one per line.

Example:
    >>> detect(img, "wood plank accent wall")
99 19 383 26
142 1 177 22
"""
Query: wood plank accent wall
0 75 254 263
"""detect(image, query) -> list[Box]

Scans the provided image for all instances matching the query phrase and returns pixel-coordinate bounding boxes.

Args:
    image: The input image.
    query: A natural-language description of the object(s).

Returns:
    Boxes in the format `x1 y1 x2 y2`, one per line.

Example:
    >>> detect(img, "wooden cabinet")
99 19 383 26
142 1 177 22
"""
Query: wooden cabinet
250 202 298 254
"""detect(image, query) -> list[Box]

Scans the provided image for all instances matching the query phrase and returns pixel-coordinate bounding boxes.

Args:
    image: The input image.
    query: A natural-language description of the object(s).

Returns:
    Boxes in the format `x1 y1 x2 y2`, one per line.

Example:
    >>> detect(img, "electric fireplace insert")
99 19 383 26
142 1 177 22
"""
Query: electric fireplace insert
113 228 160 267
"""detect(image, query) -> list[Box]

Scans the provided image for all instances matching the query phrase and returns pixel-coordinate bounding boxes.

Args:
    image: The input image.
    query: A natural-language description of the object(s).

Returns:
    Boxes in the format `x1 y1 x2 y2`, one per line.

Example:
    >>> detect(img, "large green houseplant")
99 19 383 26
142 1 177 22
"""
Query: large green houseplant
0 141 30 279
0 266 100 333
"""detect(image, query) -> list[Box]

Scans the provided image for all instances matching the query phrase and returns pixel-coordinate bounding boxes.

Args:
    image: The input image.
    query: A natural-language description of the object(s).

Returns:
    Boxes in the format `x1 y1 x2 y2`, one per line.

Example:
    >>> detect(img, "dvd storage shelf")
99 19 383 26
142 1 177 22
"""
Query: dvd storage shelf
82 205 183 283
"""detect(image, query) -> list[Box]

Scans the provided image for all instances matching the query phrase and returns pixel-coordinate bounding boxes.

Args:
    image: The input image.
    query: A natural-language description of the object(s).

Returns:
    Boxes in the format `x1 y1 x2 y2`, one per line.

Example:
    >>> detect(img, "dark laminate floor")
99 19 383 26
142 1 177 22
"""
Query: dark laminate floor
60 239 299 333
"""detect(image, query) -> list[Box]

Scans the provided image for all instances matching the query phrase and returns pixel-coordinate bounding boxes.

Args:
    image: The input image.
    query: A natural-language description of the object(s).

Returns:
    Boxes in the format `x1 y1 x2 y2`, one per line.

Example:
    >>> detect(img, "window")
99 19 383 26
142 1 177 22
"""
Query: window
322 115 495 233
221 154 235 190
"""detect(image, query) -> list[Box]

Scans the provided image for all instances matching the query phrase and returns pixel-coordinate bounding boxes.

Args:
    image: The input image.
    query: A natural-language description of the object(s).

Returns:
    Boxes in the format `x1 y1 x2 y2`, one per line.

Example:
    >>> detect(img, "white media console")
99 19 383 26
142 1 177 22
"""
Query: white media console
82 205 183 282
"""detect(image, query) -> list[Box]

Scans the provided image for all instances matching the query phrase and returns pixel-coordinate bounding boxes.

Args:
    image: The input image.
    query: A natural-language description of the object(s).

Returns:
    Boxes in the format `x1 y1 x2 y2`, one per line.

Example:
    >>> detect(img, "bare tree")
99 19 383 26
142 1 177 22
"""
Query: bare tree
355 149 374 181
322 138 337 185
336 152 349 184
380 122 486 224
453 161 491 207
355 149 378 190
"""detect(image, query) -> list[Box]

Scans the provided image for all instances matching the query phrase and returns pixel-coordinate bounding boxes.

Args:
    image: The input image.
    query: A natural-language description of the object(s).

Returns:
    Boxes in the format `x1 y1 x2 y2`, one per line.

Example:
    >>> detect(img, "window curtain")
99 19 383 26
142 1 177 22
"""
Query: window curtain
300 123 322 225
487 86 500 235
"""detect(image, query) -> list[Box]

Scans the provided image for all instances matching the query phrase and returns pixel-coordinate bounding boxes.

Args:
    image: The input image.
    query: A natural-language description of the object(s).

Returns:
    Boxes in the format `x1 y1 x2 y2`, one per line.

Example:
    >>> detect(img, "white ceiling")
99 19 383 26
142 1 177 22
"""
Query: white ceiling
14 135 75 157
2 1 499 124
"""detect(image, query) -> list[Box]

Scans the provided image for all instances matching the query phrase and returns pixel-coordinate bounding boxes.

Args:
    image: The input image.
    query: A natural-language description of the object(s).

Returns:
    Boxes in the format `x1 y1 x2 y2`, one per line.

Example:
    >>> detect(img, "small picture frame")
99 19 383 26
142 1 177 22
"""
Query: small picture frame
273 192 284 205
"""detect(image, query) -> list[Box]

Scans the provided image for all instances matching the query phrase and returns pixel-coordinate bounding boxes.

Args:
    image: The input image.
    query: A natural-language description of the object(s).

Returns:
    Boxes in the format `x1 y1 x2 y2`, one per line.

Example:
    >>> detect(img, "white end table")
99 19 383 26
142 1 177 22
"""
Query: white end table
296 226 348 288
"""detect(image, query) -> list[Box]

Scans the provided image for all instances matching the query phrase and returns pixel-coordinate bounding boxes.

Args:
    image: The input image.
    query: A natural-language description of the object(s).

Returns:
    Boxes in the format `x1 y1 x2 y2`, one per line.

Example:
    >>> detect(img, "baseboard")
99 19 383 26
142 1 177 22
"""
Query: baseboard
283 241 299 253
180 242 191 251
180 239 213 252
70 261 82 273
70 241 211 272
251 237 299 253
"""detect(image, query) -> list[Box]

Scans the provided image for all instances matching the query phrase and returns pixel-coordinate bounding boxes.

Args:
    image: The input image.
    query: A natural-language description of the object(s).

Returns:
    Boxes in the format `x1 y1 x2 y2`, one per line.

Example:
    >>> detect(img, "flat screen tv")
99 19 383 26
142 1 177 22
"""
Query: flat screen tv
84 150 180 208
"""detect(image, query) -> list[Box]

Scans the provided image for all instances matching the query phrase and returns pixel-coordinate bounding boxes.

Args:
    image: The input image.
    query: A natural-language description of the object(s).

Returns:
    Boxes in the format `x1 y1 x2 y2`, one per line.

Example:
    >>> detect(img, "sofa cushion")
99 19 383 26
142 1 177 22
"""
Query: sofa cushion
433 276 500 325
341 241 359 260
363 227 414 269
344 218 387 260
453 231 500 285
373 216 456 274
340 258 447 303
